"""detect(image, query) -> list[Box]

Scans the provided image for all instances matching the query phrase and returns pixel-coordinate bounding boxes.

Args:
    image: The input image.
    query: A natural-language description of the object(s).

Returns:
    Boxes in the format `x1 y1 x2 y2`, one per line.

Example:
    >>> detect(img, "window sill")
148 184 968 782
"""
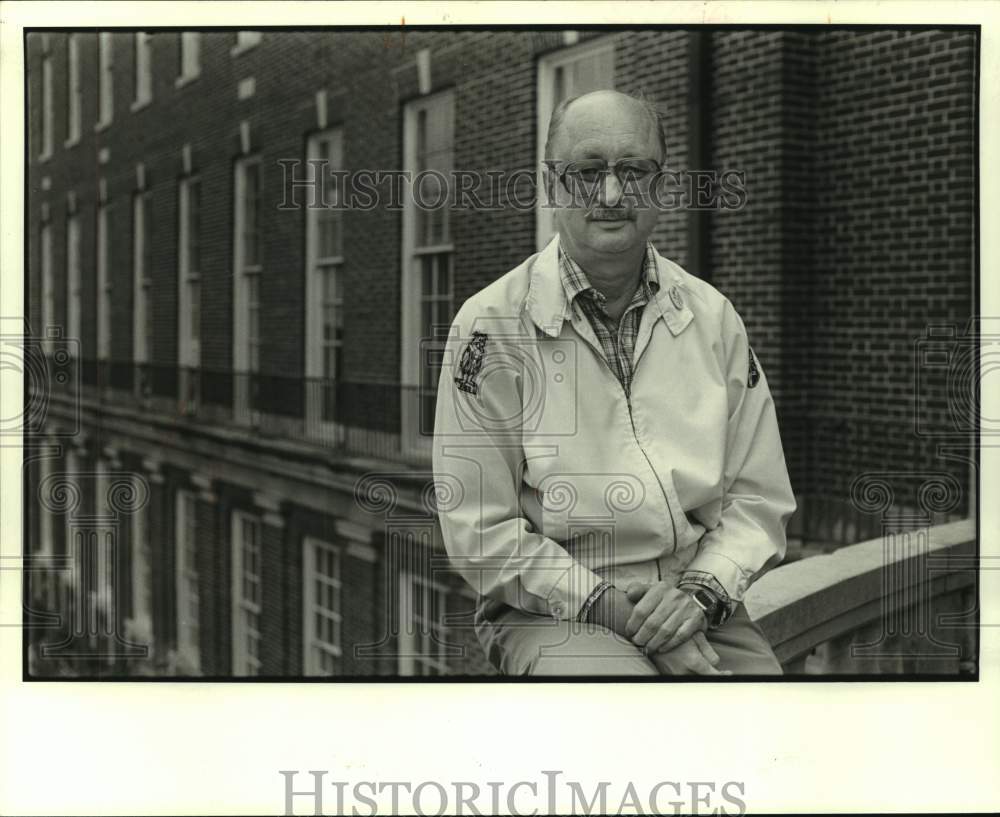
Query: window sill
37 150 52 164
230 42 259 57
130 97 152 113
175 73 200 89
63 136 80 150
94 118 112 133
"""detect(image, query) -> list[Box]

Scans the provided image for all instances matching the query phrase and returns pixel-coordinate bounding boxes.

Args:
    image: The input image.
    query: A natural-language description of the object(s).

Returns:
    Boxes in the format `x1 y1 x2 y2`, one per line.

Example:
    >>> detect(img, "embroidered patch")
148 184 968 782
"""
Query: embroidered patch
455 331 488 395
668 284 685 311
748 344 760 388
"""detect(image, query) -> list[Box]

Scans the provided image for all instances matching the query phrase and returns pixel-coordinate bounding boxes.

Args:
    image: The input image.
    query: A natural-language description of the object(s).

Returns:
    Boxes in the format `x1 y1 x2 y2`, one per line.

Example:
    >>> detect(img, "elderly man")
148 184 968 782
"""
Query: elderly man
432 90 796 675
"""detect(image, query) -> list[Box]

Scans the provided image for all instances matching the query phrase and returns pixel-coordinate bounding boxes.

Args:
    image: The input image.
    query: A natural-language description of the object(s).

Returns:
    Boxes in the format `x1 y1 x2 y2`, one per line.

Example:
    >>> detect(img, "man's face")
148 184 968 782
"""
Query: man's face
547 94 663 259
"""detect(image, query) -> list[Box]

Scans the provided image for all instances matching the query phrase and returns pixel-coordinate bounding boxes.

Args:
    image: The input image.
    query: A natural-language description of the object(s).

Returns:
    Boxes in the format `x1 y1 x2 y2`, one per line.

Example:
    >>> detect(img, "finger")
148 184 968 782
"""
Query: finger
694 636 721 667
683 653 723 675
625 585 665 638
632 601 675 647
658 614 704 655
625 582 650 603
645 608 687 653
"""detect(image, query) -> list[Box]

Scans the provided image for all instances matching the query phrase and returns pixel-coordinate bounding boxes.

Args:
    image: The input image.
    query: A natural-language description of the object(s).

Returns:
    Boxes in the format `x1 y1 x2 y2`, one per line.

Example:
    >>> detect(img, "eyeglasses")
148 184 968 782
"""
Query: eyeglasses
546 157 662 196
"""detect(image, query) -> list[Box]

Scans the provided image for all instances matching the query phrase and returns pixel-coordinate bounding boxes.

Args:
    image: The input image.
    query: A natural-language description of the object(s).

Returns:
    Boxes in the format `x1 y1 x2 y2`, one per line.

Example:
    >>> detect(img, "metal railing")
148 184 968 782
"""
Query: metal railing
51 357 435 465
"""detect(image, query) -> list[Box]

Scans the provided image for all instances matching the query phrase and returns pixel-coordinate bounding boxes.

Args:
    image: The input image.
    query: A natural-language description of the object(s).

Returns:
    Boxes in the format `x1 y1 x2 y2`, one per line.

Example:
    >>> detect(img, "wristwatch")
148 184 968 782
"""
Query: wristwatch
680 585 727 630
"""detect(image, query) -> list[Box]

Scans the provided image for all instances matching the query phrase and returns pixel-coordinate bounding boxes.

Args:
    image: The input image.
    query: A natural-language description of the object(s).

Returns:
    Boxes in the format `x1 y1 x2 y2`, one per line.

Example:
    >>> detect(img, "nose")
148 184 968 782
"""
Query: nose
601 170 624 206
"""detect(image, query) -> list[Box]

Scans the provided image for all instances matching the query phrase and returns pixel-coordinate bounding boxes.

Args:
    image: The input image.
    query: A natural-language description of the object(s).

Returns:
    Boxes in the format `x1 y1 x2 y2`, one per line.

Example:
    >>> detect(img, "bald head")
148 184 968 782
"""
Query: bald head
543 90 667 164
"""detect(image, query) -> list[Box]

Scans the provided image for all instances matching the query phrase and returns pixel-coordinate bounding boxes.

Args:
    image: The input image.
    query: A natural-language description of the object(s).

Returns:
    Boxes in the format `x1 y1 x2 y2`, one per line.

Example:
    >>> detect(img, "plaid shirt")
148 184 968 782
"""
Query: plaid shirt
558 243 660 397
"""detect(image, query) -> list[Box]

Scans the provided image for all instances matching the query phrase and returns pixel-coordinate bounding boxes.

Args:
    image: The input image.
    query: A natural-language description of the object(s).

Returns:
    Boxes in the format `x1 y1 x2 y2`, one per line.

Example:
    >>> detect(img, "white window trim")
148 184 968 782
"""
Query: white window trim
178 175 201 368
39 52 53 160
175 489 200 673
40 221 54 331
131 32 153 111
65 34 81 147
535 36 616 250
132 191 152 364
66 207 81 355
400 90 455 455
96 32 114 130
175 31 201 87
301 536 343 675
230 31 262 57
126 473 153 642
397 570 453 677
232 154 261 375
96 201 111 360
304 128 345 437
231 509 263 676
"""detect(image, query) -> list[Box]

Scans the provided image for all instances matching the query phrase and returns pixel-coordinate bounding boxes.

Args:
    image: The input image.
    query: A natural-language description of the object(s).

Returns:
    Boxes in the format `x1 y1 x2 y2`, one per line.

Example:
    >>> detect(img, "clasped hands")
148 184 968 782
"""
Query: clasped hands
623 581 732 676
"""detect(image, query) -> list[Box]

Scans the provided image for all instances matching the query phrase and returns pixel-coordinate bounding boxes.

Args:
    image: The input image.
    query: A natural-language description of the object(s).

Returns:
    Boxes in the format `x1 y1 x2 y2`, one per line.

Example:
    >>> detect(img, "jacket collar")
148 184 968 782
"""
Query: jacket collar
525 235 694 338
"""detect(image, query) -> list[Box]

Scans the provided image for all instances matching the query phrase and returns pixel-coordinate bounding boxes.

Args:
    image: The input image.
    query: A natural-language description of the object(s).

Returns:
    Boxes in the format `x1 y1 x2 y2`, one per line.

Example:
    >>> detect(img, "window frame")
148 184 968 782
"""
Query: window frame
131 31 153 110
65 33 81 146
398 570 454 676
301 536 343 675
304 128 345 435
40 219 54 331
65 204 81 357
96 32 114 129
400 89 455 454
535 37 616 250
132 189 153 365
39 50 53 160
96 199 112 361
231 509 263 676
175 489 200 673
176 31 201 86
128 473 153 641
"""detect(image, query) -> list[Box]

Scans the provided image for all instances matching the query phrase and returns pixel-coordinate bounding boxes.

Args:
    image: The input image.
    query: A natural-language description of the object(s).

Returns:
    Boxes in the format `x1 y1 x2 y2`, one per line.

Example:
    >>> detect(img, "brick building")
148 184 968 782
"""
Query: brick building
23 27 977 677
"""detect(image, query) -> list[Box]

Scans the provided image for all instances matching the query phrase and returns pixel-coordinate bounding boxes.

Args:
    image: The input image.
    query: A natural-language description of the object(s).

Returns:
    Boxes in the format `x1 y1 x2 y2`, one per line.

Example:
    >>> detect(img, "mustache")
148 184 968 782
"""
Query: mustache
587 207 635 221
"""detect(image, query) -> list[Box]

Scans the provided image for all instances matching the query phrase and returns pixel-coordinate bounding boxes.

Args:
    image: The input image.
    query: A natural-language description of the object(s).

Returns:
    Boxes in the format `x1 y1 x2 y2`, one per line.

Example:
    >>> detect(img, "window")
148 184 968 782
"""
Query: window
178 175 201 410
40 219 54 331
536 38 615 249
232 31 262 55
132 191 153 379
97 32 114 127
40 50 53 158
175 490 200 672
133 32 152 108
302 537 342 675
129 474 153 640
398 571 454 676
232 511 262 676
305 129 344 432
66 34 81 144
96 200 111 360
177 32 201 83
66 207 81 355
401 91 454 450
233 156 261 423
94 459 114 617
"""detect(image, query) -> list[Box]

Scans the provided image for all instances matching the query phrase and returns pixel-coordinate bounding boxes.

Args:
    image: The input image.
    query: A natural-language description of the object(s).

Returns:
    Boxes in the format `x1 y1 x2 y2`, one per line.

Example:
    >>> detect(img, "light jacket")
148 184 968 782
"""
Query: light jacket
432 235 796 622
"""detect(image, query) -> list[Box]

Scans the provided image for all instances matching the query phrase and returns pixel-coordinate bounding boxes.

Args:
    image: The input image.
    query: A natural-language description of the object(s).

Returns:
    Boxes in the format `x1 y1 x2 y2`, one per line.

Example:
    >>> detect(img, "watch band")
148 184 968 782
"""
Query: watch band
679 584 725 629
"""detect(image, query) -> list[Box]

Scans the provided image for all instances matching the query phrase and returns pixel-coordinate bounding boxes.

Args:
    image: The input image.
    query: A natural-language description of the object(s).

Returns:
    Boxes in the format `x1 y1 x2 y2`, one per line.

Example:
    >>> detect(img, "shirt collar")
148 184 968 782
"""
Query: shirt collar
526 235 694 339
557 242 661 310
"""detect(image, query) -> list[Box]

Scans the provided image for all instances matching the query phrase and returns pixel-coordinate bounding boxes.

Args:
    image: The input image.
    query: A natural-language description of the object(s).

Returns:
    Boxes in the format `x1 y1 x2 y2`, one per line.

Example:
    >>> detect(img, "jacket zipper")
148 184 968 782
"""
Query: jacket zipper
571 311 680 559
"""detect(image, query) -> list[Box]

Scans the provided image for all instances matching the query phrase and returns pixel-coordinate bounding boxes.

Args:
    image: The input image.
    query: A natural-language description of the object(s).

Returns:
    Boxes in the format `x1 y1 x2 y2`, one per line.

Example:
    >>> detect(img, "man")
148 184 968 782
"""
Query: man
432 90 796 675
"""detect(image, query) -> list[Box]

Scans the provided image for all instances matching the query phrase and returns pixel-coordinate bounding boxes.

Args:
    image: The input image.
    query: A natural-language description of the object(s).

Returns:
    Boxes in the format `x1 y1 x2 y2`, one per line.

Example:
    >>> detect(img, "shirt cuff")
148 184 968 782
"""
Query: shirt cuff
678 570 736 625
544 561 606 621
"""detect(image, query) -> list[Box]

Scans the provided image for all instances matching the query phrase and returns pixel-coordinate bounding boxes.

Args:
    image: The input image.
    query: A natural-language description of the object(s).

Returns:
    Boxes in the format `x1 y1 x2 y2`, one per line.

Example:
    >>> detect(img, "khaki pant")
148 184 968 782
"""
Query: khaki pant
474 556 781 676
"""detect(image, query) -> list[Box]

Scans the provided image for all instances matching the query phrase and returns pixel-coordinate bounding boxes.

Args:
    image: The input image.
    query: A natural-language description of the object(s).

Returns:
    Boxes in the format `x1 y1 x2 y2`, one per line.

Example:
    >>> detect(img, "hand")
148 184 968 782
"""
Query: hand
625 581 707 655
649 632 732 676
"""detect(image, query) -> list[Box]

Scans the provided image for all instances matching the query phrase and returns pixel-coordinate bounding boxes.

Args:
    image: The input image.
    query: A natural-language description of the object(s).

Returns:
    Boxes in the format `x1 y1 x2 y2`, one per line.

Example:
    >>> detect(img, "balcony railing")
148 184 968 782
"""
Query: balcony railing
48 357 435 465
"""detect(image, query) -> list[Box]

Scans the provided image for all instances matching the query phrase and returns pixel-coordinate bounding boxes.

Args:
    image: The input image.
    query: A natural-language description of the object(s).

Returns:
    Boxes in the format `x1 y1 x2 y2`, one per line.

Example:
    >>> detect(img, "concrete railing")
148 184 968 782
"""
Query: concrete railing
745 518 977 674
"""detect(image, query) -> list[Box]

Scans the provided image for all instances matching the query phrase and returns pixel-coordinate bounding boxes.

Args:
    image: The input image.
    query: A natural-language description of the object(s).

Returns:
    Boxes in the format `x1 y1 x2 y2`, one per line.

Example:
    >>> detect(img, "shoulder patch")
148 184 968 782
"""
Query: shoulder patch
748 344 760 388
455 331 488 395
